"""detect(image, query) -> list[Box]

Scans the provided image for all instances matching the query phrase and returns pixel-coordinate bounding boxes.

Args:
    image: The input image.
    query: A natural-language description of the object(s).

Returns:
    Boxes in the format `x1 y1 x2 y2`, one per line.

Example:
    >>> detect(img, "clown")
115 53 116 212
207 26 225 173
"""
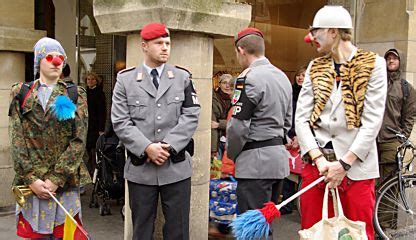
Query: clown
9 37 90 239
295 6 387 240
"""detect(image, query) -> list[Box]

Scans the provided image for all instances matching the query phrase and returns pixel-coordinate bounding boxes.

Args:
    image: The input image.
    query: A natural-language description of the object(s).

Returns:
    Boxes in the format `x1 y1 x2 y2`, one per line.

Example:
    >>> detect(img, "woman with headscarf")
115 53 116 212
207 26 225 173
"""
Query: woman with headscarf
211 74 233 159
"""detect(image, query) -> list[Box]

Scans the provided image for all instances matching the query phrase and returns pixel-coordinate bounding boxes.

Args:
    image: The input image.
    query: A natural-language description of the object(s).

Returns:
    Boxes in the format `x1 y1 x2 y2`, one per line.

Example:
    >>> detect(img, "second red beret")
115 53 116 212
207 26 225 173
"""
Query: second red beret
235 27 263 44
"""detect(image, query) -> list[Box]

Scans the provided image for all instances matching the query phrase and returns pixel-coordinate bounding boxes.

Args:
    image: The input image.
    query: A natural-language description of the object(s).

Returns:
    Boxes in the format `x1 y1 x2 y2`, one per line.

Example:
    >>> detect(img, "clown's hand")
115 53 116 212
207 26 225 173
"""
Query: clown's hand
315 157 330 175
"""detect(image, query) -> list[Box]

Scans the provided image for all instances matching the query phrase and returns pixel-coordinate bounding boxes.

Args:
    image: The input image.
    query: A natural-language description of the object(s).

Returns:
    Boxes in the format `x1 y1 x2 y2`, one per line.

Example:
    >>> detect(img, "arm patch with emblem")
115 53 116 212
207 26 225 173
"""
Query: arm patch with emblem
183 80 200 108
231 77 256 120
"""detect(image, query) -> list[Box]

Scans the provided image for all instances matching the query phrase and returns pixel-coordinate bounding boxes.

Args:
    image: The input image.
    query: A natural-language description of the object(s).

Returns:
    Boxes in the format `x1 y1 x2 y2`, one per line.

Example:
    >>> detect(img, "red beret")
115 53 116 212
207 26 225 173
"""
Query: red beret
235 27 263 44
140 22 170 41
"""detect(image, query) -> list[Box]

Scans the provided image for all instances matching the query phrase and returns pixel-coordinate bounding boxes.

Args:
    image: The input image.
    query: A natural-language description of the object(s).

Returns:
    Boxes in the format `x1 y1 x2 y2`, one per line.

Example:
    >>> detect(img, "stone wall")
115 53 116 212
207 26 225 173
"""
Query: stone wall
0 0 45 210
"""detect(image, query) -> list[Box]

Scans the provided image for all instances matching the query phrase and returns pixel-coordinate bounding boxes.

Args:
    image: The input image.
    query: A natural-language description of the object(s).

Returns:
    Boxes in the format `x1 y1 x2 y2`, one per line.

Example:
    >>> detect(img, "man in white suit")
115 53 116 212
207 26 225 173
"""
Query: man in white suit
295 6 387 240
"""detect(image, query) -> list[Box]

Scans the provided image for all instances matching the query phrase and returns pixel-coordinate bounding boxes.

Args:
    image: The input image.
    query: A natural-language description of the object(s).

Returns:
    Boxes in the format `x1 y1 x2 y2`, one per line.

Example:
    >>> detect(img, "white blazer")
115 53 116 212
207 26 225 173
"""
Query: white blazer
295 49 387 180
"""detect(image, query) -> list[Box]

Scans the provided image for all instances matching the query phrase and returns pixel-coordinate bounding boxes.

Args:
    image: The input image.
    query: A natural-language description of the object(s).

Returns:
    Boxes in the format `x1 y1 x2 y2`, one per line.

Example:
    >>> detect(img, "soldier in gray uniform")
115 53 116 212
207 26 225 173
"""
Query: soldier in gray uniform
226 28 292 215
111 23 200 240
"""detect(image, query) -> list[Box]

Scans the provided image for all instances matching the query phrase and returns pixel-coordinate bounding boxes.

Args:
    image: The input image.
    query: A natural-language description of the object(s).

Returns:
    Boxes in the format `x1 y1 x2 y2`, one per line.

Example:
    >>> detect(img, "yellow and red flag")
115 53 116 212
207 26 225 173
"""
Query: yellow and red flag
63 215 91 240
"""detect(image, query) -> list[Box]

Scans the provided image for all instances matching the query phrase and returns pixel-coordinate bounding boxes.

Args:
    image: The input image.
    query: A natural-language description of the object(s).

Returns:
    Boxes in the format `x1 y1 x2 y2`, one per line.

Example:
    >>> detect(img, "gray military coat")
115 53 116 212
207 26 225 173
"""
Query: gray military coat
226 57 292 179
111 63 200 186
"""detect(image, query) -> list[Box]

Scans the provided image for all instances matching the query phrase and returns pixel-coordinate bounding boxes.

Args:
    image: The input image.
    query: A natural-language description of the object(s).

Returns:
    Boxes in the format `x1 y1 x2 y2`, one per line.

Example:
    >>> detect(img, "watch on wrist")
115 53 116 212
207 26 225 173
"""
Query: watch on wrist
339 159 351 171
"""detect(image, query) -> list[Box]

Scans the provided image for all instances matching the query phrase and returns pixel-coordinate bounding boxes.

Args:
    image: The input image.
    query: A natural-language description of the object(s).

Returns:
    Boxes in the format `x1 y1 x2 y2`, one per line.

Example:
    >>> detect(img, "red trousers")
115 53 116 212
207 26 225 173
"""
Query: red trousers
300 163 376 240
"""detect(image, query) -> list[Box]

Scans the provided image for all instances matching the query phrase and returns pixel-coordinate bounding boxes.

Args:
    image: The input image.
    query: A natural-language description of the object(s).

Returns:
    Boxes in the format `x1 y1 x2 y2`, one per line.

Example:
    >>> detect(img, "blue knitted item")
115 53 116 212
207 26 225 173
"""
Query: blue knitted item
52 95 76 121
231 209 270 240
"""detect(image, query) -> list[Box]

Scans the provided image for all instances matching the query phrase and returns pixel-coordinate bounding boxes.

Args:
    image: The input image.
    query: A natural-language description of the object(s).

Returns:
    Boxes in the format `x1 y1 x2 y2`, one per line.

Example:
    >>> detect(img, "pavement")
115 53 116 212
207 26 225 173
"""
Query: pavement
0 186 301 240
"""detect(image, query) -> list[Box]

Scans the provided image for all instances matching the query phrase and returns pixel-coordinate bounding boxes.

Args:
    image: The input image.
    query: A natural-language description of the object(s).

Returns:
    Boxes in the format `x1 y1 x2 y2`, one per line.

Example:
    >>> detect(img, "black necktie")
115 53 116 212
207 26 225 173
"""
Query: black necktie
151 69 159 89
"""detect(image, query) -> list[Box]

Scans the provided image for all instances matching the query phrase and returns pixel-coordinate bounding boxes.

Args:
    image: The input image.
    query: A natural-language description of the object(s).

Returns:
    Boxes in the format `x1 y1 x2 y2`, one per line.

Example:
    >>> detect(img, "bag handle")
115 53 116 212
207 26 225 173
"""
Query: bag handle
322 184 345 220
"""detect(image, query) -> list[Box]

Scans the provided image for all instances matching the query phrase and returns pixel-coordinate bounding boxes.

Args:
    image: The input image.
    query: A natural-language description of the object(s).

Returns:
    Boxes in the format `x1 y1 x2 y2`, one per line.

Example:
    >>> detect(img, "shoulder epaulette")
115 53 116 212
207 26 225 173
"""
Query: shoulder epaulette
175 65 192 75
118 67 136 75
238 68 251 78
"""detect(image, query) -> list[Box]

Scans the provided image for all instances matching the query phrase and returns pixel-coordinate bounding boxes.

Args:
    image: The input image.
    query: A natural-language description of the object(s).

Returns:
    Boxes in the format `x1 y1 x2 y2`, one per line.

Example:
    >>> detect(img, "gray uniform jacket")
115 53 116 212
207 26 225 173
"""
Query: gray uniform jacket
226 57 292 179
111 63 200 186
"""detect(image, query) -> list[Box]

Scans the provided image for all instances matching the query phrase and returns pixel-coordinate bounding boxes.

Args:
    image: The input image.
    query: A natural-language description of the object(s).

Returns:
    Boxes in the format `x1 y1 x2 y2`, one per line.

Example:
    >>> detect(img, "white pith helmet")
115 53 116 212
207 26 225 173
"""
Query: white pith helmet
311 5 353 29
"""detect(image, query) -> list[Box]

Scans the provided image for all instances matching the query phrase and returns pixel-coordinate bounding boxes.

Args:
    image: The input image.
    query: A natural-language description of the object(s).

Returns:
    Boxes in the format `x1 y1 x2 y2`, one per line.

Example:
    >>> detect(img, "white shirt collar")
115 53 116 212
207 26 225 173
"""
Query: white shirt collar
143 63 165 77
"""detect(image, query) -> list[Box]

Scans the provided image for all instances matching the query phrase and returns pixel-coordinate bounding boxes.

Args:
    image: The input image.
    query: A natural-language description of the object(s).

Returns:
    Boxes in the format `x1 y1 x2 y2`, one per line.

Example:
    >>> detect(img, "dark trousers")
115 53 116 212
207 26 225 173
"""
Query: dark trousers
279 178 296 213
128 178 191 240
236 178 283 214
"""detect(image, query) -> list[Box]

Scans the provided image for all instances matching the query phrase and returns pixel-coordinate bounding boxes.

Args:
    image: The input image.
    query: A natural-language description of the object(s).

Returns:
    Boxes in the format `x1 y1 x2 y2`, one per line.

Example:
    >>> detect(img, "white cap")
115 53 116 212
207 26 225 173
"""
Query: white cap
311 5 353 29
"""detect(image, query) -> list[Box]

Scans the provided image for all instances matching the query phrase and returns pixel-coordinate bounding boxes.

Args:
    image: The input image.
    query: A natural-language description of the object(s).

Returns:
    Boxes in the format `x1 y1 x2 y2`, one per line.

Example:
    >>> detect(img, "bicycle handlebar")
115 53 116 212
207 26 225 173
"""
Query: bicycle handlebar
387 127 415 149
387 127 407 139
387 127 401 135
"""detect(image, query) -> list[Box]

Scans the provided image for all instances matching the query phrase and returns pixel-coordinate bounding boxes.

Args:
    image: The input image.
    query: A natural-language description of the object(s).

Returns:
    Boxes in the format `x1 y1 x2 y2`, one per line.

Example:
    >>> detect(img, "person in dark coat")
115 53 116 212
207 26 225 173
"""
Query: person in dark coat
85 72 106 175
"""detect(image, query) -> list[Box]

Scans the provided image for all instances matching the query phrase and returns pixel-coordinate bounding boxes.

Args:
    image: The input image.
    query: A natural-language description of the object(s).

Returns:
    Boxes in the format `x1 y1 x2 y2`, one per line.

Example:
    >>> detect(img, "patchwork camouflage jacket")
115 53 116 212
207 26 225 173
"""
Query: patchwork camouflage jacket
9 79 91 188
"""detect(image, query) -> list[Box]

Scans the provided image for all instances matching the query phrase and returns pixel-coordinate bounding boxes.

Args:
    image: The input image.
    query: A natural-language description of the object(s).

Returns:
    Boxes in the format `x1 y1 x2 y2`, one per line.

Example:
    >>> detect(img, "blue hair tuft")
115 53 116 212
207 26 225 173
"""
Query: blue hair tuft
52 95 76 121
231 209 270 240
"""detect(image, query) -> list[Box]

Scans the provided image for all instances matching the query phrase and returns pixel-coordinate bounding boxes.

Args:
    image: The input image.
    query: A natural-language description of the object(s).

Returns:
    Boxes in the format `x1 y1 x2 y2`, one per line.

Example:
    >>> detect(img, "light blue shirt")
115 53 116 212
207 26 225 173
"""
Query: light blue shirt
37 80 56 110
143 63 165 84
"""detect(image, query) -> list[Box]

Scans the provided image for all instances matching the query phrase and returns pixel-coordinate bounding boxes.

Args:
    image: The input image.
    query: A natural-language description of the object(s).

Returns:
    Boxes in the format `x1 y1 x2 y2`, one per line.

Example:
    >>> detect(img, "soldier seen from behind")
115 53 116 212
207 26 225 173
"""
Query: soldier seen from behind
226 27 292 237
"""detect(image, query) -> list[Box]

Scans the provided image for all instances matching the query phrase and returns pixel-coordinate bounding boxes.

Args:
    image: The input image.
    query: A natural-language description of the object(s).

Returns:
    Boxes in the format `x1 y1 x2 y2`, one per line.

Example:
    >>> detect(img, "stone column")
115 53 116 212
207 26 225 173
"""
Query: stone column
0 0 45 213
93 0 251 239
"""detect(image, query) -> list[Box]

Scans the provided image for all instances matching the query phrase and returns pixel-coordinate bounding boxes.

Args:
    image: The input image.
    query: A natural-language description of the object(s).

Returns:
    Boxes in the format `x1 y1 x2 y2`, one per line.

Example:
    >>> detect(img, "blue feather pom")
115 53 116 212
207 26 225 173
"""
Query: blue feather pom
231 209 270 240
51 95 76 121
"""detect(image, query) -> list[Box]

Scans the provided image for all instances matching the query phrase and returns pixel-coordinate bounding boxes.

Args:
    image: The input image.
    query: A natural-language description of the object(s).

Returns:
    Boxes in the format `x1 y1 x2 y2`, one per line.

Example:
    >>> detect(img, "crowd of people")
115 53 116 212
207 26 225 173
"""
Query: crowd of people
7 4 416 240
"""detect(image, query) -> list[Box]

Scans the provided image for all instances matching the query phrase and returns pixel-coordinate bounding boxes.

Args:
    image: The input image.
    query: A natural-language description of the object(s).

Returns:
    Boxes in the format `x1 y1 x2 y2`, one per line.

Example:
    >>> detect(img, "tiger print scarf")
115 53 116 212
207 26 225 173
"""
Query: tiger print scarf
309 49 377 129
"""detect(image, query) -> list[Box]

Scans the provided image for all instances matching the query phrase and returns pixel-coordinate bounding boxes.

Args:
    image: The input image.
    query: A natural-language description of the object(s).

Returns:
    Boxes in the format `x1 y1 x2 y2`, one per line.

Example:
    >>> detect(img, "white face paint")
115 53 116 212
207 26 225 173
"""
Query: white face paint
310 28 334 54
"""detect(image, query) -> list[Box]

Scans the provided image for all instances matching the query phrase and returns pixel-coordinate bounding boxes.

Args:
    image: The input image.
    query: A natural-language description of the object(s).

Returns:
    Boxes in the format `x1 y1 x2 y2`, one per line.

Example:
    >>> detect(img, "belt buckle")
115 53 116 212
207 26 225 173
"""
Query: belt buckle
321 148 336 162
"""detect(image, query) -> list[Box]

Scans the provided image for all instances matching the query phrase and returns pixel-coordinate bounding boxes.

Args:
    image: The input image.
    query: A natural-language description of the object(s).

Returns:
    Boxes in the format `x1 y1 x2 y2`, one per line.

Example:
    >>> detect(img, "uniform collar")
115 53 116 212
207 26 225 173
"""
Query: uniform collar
143 63 165 77
249 56 269 68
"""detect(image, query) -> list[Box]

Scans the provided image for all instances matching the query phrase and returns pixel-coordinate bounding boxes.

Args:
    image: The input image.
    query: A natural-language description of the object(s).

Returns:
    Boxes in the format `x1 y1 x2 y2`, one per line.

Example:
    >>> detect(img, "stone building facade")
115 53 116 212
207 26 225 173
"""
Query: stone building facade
0 0 415 239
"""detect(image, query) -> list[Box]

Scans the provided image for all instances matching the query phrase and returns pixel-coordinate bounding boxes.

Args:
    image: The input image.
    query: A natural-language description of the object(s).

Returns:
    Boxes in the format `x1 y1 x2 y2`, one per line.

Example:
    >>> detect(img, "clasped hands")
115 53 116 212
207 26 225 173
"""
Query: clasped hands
315 156 347 189
29 179 58 199
145 142 171 166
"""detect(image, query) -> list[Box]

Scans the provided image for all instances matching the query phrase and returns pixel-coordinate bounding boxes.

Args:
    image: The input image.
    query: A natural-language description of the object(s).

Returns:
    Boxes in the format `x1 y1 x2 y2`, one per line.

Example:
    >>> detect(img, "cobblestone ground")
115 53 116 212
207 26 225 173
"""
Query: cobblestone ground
0 186 301 240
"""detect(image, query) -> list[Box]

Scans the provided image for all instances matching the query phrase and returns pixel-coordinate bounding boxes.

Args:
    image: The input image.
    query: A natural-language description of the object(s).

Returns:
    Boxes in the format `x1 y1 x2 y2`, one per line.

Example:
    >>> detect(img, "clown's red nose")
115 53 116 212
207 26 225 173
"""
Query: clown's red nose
304 34 313 43
51 56 63 66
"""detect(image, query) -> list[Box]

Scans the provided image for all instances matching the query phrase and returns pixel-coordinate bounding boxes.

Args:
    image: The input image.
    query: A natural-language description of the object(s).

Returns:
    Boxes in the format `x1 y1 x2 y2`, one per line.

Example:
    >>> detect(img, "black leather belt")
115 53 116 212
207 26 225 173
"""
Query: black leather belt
242 137 284 151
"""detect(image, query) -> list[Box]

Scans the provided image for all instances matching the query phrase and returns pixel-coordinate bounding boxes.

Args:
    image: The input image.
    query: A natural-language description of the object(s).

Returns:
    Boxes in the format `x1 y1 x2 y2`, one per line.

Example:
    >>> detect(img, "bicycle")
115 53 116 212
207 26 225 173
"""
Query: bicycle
373 127 416 239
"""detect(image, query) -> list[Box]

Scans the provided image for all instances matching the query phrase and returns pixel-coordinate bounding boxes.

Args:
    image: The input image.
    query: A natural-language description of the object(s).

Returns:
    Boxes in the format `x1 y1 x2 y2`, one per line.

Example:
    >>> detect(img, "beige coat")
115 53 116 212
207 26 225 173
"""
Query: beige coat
295 49 387 180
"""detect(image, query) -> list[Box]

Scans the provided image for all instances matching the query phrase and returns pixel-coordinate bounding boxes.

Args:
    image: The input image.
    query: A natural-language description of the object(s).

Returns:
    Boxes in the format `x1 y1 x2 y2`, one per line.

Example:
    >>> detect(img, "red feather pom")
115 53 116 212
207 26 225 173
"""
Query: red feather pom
259 201 281 223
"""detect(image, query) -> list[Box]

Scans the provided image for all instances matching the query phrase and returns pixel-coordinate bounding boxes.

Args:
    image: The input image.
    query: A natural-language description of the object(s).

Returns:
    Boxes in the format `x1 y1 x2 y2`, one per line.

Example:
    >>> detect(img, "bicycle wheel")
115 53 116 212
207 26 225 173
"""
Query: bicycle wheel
374 175 416 239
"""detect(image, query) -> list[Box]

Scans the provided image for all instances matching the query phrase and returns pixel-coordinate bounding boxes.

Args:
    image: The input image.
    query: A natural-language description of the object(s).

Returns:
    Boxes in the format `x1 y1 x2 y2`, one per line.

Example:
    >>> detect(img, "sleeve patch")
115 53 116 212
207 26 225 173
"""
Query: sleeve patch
183 80 200 108
231 77 256 120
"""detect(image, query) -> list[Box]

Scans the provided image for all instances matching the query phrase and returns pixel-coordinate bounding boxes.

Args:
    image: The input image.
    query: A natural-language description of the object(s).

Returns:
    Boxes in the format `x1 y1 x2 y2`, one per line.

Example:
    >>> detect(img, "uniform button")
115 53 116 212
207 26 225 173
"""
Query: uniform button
331 135 336 138
157 116 161 120
157 129 161 133
332 117 337 121
135 100 140 104
157 104 161 107
175 97 179 101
